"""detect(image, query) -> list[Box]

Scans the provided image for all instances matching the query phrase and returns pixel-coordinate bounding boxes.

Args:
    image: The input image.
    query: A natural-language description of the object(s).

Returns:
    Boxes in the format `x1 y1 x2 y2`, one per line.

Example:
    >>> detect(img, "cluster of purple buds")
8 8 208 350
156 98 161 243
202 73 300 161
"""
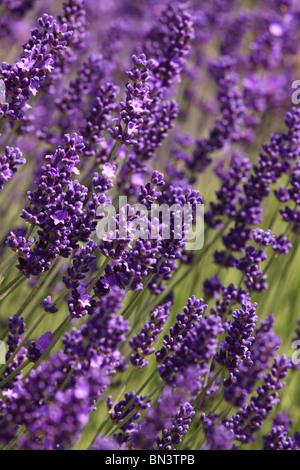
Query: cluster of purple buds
0 146 25 191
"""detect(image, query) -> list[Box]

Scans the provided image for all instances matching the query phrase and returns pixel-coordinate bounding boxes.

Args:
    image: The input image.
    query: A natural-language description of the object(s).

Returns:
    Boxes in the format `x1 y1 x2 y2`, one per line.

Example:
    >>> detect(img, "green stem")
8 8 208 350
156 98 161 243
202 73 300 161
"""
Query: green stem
16 272 48 317
88 416 108 449
0 122 19 152
262 252 276 276
108 139 122 163
0 253 18 286
0 273 25 303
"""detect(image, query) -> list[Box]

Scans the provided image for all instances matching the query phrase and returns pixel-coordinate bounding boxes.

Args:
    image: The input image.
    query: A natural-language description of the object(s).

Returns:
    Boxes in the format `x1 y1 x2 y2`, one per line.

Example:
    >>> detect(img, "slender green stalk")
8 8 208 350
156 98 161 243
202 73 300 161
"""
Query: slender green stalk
87 413 108 449
114 370 135 404
21 260 64 326
0 253 18 286
202 357 214 389
0 122 19 152
16 272 48 317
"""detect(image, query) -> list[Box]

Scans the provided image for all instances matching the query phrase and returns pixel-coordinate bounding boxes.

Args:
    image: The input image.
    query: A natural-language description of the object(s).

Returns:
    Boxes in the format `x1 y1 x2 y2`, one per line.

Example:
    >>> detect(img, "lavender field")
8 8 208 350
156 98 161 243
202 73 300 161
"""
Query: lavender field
0 0 300 451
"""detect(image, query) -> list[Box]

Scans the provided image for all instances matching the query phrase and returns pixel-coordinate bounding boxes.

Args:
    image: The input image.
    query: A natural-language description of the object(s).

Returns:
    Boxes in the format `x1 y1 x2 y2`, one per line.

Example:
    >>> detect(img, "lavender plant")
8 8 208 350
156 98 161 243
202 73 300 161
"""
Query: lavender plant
0 0 300 451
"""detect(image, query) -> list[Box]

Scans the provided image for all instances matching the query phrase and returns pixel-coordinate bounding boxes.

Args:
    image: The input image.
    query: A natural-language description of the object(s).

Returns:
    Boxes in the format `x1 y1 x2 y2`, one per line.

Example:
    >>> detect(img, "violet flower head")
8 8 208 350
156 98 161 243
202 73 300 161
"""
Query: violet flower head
157 402 195 450
216 301 258 371
252 228 275 246
6 314 25 358
144 4 194 90
223 314 281 407
108 53 154 147
130 300 172 369
8 133 110 278
158 311 223 386
272 233 292 255
226 355 292 443
0 146 25 191
0 13 73 121
263 412 295 450
43 296 58 314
